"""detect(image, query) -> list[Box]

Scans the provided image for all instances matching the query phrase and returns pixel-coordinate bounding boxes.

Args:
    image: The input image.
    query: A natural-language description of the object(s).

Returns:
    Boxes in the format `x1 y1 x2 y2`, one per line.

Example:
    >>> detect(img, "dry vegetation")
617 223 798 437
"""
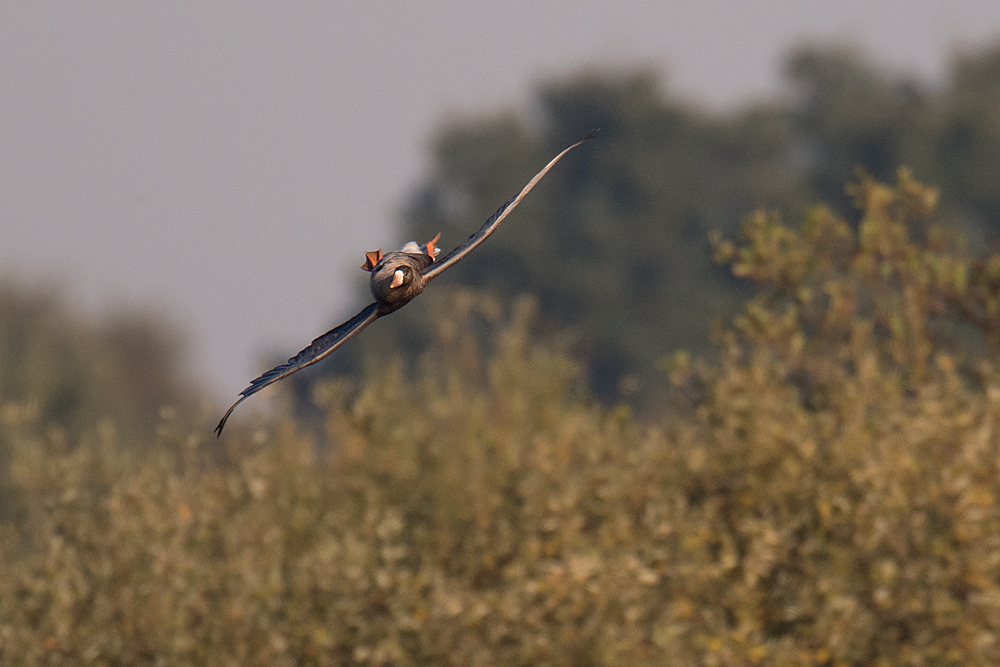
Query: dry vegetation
3 174 1000 665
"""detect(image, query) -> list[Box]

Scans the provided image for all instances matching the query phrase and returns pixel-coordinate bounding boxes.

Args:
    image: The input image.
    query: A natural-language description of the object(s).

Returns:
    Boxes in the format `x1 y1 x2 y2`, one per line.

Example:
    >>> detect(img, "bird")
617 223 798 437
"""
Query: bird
214 130 597 436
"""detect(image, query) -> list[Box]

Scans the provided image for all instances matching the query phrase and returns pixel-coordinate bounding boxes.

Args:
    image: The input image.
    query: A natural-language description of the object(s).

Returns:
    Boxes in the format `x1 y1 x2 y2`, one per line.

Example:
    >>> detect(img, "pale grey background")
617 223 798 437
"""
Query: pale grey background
2 1 998 401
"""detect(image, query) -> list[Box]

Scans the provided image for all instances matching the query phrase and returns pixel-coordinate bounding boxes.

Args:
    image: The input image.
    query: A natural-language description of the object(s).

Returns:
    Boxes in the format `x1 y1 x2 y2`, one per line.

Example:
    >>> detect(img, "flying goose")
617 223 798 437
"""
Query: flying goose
215 131 596 435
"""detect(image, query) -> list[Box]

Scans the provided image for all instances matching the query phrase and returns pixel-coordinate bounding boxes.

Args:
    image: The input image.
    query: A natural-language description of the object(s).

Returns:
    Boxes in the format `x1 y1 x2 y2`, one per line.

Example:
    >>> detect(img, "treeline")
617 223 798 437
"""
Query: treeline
323 44 1000 408
0 282 193 440
3 173 1000 664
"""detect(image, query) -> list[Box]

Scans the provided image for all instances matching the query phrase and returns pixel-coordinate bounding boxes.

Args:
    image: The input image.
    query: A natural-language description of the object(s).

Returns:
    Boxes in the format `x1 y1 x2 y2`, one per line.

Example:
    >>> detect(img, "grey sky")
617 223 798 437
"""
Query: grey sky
2 1 999 403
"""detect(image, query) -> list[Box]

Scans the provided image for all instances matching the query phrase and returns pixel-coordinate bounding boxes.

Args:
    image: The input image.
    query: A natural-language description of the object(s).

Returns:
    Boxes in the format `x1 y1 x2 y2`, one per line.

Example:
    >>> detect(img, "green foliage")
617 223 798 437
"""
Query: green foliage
710 168 1000 387
5 173 1000 663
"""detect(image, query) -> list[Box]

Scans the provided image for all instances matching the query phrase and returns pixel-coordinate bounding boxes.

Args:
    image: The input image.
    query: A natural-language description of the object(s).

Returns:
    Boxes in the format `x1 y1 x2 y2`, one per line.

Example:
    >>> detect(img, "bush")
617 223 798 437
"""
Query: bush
2 175 1000 665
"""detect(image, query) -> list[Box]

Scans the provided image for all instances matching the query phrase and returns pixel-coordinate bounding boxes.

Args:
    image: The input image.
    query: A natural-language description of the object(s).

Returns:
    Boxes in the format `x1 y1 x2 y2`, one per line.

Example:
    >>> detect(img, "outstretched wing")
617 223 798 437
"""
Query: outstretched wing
421 130 597 283
215 302 380 436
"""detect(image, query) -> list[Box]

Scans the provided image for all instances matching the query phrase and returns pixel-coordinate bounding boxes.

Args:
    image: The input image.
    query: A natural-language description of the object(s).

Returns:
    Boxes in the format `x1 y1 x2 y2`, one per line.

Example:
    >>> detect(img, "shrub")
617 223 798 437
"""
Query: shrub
2 174 1000 665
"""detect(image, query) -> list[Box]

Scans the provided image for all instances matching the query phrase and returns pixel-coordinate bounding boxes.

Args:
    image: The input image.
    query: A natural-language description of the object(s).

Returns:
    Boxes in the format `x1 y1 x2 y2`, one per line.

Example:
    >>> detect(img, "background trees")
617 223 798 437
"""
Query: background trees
5 172 1000 665
0 283 192 439
0 283 196 520
320 44 1000 410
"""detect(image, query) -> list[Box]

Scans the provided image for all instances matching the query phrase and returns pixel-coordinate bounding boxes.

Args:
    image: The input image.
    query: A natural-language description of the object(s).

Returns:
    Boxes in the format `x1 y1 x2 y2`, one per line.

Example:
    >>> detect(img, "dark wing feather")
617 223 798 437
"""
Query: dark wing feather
215 302 380 436
421 130 598 283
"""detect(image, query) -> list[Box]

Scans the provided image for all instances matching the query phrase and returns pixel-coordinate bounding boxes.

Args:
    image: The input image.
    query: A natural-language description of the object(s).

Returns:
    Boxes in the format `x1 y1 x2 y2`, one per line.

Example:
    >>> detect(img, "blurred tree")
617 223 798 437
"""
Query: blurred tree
931 44 1000 240
0 282 194 440
0 282 196 519
707 169 982 397
6 179 1000 662
785 43 1000 246
295 44 1000 413
322 71 798 406
785 46 932 211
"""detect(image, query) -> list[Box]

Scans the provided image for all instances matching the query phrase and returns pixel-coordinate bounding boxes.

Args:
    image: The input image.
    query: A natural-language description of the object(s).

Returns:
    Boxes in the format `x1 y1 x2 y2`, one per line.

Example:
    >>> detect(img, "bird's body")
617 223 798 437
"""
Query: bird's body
369 243 437 314
215 131 596 436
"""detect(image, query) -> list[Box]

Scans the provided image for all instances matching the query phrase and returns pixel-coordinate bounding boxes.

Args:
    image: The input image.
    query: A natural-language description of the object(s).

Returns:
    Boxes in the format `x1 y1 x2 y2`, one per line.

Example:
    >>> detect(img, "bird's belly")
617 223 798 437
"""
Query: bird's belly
372 279 424 315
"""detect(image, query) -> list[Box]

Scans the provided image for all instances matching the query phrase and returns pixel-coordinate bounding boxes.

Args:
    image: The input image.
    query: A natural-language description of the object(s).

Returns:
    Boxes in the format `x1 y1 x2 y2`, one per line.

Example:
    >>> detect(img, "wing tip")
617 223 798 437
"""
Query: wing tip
581 128 600 142
214 405 234 437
